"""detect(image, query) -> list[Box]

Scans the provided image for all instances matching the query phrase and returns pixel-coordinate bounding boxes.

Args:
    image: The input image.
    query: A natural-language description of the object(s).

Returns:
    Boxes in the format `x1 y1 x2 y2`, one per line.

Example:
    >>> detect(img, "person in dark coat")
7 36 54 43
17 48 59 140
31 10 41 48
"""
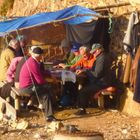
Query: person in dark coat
75 44 111 115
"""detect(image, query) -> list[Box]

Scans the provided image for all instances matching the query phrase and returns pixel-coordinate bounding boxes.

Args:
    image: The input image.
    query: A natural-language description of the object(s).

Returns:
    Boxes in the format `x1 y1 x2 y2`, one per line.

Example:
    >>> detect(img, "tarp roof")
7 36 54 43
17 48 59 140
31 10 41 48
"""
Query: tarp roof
0 5 99 36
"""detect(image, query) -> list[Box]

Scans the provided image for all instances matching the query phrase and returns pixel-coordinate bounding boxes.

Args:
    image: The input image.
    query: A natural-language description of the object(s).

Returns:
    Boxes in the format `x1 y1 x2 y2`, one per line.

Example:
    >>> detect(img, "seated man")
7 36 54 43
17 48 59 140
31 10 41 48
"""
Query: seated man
19 46 58 122
71 46 95 73
60 39 76 64
14 46 39 89
75 44 111 115
58 43 82 69
52 38 74 65
59 46 95 107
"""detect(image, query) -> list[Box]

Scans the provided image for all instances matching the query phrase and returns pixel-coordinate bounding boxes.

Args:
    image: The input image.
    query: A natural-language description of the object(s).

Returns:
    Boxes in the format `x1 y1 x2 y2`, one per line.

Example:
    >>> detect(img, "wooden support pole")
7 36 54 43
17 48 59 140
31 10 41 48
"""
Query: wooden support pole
123 54 132 83
0 97 17 120
15 98 20 111
27 99 32 106
0 102 5 113
93 2 130 10
0 2 131 20
98 95 104 109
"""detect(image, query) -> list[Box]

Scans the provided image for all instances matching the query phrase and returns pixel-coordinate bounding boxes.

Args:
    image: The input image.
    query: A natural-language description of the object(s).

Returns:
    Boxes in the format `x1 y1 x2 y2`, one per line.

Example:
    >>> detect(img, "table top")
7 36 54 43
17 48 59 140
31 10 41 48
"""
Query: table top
44 61 54 65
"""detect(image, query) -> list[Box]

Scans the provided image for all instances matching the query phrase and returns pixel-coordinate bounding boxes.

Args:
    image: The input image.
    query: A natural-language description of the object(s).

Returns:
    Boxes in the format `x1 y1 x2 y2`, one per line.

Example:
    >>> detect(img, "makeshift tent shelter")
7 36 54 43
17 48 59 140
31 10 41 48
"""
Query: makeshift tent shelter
0 5 99 36
0 5 110 53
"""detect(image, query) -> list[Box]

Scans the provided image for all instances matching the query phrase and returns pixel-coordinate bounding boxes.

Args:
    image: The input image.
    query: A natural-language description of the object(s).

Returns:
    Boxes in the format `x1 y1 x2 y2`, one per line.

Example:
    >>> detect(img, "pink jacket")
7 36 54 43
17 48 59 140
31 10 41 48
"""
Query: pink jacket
6 57 23 82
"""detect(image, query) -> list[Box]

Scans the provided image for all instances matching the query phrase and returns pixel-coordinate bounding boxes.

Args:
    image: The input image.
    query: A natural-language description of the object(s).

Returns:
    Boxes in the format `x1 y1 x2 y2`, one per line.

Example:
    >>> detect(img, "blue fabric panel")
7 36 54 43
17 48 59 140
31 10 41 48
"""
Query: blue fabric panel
0 5 98 36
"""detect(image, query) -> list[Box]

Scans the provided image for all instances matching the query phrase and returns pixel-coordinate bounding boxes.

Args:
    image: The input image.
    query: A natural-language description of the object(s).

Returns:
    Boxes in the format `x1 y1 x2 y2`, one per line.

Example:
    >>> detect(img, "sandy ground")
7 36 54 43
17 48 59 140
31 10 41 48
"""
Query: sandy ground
0 108 140 140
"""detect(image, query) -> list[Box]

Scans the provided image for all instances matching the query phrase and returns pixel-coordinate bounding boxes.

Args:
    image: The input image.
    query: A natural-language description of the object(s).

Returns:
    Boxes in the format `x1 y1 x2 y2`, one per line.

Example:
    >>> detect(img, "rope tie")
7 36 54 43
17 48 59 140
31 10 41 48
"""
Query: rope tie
108 13 113 33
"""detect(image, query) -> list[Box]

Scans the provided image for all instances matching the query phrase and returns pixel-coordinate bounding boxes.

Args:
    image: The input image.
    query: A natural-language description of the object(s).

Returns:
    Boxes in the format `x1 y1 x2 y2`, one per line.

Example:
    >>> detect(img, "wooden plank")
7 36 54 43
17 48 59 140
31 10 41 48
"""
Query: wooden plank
0 81 6 87
98 95 104 109
11 87 21 96
11 87 30 97
0 97 17 120
120 88 140 117
101 91 113 95
93 2 130 10
10 90 17 99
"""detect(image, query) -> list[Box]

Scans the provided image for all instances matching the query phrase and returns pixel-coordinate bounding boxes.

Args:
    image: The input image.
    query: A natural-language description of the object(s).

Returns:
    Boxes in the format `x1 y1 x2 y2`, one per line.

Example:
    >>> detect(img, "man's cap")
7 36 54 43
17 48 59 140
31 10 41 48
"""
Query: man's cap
71 42 81 52
30 46 38 51
32 46 43 55
71 47 79 52
90 43 103 53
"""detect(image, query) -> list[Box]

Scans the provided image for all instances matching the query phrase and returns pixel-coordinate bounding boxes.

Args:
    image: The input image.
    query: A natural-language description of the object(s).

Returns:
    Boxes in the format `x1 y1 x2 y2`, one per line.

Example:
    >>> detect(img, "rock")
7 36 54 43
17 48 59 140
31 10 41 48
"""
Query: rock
0 127 8 135
10 120 29 130
9 133 15 137
0 113 3 120
121 129 128 134
34 133 41 139
31 123 39 128
2 114 11 122
16 121 29 130
10 121 18 129
46 121 64 133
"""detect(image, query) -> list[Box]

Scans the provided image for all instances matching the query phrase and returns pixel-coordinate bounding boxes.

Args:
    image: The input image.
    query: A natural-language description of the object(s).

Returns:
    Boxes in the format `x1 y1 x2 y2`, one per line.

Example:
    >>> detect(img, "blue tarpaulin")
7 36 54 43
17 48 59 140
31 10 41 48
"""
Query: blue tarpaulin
0 5 99 36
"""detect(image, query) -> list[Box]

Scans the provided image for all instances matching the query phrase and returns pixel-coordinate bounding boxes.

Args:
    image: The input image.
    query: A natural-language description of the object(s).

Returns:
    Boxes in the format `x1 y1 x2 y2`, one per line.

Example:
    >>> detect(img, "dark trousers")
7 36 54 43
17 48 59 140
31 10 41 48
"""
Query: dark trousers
0 82 14 99
77 82 101 108
20 84 53 117
61 81 78 104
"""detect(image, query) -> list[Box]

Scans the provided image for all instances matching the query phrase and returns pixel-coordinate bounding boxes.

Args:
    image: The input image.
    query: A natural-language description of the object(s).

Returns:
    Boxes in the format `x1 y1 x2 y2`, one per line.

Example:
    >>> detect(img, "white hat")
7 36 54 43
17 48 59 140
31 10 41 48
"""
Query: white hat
31 46 43 57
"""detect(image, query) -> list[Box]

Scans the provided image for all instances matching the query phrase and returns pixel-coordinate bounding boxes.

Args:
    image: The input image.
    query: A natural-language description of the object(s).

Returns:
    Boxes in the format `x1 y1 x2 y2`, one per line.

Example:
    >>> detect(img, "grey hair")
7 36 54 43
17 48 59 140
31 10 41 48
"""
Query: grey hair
79 46 90 53
8 39 18 47
31 53 41 57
